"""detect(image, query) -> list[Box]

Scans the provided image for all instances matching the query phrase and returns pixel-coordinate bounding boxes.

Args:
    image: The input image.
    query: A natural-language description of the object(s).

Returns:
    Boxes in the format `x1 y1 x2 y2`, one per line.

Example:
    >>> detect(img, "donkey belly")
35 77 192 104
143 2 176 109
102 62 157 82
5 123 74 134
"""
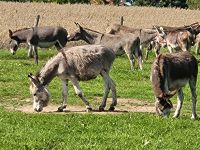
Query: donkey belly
38 41 57 48
168 78 188 91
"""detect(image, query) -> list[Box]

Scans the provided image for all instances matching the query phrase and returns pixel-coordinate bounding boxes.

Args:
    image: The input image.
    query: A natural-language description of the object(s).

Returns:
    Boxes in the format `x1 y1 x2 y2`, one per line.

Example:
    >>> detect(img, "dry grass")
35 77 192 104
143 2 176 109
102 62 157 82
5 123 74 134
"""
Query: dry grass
1 1 200 48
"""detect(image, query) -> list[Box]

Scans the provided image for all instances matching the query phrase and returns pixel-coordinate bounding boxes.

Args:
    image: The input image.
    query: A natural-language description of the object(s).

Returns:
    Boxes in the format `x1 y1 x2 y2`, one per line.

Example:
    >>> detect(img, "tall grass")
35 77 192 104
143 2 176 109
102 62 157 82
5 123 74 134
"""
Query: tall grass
0 2 200 48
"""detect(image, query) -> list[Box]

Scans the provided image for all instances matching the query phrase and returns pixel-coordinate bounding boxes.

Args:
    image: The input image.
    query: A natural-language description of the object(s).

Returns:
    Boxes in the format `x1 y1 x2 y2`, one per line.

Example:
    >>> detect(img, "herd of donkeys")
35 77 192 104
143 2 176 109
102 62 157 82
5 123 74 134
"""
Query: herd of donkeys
7 18 200 119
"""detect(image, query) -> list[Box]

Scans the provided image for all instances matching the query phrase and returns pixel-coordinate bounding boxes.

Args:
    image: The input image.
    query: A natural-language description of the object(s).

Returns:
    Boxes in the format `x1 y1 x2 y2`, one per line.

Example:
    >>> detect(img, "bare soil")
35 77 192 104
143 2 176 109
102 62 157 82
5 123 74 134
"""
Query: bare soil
7 98 156 115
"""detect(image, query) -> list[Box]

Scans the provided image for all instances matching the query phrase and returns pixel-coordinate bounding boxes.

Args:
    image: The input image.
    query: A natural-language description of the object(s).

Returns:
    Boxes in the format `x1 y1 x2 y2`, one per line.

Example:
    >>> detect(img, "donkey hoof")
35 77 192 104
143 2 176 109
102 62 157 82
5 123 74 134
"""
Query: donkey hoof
86 107 92 112
57 105 66 112
109 106 115 112
57 107 64 112
99 107 105 112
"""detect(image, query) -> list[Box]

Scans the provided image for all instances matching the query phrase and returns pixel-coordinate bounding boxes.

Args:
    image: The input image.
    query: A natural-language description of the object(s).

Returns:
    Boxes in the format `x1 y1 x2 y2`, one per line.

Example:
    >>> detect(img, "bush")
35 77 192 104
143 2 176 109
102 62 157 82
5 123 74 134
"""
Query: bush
133 0 188 8
0 0 89 4
0 0 199 9
187 0 200 9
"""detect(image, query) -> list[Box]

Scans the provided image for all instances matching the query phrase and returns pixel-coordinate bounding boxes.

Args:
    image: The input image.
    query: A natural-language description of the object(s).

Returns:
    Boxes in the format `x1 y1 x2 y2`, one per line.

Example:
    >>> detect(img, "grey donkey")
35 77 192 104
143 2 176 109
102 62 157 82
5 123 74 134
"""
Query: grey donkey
68 23 142 70
9 26 68 64
28 45 117 112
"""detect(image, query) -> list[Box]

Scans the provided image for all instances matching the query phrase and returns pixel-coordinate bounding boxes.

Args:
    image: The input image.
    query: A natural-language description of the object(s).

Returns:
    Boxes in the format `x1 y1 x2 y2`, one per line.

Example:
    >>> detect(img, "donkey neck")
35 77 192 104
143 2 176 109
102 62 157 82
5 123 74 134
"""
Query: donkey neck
36 56 61 86
12 28 31 43
83 28 103 44
140 31 157 44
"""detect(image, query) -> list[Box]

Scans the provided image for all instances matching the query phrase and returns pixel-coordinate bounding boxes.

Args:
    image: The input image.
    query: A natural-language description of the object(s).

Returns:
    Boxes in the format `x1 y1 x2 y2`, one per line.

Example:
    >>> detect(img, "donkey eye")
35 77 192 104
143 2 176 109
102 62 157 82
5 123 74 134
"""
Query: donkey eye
33 93 37 96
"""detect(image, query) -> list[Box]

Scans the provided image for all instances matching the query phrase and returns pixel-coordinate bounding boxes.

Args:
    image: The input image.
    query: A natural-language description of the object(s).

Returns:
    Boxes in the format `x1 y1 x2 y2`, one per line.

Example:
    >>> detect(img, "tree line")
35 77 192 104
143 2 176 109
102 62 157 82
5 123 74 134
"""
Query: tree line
1 0 200 9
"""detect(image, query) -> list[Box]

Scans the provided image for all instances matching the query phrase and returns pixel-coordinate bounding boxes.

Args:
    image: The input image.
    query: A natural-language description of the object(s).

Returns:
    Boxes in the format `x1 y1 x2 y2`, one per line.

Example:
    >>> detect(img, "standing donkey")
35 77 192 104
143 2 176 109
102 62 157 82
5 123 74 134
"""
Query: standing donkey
67 23 142 70
28 45 117 112
151 51 198 119
105 23 159 60
9 26 68 64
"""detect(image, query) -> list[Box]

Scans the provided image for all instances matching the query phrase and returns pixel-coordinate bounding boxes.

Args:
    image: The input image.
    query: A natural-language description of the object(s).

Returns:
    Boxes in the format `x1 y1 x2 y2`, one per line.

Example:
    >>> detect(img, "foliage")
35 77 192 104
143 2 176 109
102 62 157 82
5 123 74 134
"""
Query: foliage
187 0 200 9
133 0 188 8
0 0 191 8
0 0 90 4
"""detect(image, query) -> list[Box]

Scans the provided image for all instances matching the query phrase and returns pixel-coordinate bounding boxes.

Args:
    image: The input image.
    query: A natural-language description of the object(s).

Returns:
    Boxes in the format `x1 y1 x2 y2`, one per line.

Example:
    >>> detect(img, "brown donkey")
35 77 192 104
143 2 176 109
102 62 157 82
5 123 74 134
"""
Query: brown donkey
151 51 198 119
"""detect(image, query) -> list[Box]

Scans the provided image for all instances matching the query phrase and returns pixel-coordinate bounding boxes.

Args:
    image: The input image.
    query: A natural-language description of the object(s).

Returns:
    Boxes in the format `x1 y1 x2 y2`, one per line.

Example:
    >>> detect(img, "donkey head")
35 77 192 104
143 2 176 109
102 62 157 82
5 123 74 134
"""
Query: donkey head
67 22 92 43
28 73 50 112
155 97 173 117
154 26 167 48
8 29 20 55
67 22 84 41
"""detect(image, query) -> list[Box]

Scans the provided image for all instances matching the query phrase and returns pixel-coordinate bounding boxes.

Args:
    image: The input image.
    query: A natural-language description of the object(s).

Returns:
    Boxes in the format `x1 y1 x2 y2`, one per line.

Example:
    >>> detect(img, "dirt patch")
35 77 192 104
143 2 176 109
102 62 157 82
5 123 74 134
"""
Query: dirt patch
7 98 156 115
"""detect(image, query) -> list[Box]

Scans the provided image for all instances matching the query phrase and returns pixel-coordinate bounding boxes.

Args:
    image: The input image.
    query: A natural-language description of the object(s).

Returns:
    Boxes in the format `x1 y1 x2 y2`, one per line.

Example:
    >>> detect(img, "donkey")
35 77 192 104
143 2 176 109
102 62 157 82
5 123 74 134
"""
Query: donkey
9 26 68 64
28 45 117 112
67 23 142 70
151 51 198 119
154 27 194 53
105 23 159 60
195 33 200 54
155 22 200 36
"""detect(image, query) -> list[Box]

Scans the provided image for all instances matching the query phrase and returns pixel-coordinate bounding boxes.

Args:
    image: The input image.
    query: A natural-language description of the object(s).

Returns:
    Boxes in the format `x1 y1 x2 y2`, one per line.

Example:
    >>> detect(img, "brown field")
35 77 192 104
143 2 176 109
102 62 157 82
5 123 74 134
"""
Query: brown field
0 1 200 48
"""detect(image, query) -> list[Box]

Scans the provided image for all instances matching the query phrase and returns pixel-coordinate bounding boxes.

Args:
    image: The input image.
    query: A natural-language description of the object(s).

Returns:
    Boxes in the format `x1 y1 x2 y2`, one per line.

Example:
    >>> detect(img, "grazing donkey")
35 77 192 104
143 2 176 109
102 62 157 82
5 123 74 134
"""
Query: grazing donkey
67 23 142 70
9 26 68 64
28 45 117 112
105 23 159 60
151 51 198 119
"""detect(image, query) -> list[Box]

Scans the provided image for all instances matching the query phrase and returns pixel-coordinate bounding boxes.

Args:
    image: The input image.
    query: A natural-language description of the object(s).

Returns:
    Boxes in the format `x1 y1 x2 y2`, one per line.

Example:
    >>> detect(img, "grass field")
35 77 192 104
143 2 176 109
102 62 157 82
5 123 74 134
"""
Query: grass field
0 46 200 149
1 2 200 149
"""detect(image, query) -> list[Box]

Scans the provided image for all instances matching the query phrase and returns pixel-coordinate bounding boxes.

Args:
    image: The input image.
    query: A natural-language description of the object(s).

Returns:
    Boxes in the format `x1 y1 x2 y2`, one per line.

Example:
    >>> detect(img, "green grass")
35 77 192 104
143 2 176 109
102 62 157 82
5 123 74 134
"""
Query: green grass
1 109 200 150
0 47 200 149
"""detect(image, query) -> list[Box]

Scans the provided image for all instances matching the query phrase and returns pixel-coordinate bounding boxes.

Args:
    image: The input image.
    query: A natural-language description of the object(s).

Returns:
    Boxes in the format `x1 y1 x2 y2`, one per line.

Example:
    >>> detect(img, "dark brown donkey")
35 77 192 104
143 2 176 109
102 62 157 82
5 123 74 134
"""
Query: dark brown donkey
9 26 68 64
67 23 142 70
151 51 198 119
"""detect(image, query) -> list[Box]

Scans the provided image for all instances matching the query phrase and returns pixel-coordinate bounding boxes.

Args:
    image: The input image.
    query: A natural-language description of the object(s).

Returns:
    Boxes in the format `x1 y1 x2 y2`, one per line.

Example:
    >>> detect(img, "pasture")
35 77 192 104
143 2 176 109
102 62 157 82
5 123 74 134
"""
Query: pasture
1 2 200 149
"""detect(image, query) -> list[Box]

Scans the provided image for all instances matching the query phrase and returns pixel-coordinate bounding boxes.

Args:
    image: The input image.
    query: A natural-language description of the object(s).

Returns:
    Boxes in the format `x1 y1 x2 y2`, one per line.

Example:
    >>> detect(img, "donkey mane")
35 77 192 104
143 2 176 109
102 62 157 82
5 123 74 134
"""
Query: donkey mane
83 27 102 34
13 27 30 33
151 54 165 98
35 54 61 83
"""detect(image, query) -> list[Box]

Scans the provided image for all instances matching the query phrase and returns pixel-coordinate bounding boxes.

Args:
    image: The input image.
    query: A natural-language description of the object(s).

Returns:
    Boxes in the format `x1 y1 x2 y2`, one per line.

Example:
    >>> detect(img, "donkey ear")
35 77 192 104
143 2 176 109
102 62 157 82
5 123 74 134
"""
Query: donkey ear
74 22 82 29
9 29 13 38
159 27 166 36
28 73 40 87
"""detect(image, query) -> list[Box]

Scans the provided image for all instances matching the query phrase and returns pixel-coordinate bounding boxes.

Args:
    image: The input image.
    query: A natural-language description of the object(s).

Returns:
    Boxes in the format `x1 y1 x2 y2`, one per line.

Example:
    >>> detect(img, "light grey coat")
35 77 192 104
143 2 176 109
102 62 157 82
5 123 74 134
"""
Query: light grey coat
28 45 117 112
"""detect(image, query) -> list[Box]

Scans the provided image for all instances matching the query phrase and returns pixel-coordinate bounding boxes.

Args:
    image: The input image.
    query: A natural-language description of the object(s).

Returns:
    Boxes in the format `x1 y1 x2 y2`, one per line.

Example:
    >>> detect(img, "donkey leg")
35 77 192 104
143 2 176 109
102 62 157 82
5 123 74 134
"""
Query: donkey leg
127 54 135 70
100 70 117 111
71 78 92 112
189 77 198 120
28 45 34 58
33 46 38 65
145 48 149 60
173 88 184 118
145 43 153 60
154 44 161 57
57 80 68 112
137 45 143 70
196 43 200 55
109 78 117 111
99 71 110 111
138 53 143 70
167 46 173 53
